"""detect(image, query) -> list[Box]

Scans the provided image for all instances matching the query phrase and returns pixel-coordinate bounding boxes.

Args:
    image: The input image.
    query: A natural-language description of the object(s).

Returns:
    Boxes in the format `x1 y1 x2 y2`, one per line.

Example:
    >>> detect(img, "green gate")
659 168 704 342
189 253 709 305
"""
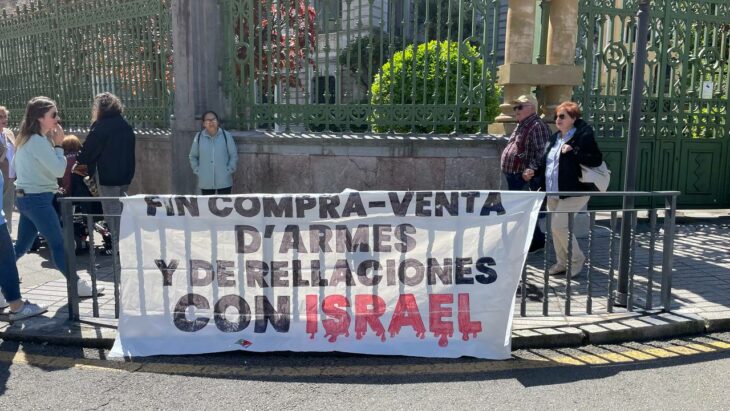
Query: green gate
0 0 173 128
573 0 730 208
219 0 503 134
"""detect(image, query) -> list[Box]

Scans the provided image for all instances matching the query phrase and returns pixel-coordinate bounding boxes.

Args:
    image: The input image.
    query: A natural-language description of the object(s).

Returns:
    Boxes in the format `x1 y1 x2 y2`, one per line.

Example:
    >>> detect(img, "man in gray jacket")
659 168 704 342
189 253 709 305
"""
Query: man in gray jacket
189 111 238 194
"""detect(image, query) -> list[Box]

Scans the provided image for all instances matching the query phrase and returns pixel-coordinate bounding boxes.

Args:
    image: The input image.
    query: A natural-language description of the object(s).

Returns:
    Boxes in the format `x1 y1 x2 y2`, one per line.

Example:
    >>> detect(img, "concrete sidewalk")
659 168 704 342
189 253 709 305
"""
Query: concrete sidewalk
2 211 729 353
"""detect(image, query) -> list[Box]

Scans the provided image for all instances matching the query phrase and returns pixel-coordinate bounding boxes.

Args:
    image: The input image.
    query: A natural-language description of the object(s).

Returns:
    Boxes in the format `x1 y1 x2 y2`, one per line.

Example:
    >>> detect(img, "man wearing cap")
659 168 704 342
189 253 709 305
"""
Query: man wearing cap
500 94 550 252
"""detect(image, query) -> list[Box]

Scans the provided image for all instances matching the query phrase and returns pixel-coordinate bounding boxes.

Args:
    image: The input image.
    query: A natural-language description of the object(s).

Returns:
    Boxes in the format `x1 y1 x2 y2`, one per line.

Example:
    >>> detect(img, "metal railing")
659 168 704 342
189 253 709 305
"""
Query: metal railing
519 191 679 317
59 197 122 321
58 191 679 321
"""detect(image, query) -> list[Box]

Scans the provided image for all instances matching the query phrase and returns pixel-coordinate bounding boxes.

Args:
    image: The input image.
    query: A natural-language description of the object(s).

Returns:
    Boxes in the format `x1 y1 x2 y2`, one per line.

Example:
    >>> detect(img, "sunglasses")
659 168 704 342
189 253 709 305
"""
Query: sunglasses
50 111 58 118
557 114 568 120
203 118 218 123
513 105 524 111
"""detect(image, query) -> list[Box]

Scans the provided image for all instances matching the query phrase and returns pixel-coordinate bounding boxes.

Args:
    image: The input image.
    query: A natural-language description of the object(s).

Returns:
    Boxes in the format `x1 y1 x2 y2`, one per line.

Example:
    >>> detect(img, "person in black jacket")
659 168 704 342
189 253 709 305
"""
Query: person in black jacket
524 101 602 278
75 92 135 249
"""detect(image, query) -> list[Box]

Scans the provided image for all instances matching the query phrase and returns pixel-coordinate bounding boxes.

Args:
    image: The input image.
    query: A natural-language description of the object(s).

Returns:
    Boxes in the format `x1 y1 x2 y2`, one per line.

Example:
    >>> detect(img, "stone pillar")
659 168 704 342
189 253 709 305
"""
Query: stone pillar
544 0 580 120
488 0 538 135
171 0 226 194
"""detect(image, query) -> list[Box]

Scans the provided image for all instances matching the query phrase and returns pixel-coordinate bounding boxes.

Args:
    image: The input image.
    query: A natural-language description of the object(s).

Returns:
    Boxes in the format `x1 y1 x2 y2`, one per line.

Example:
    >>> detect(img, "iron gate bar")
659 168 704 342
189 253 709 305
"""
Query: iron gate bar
0 0 173 128
220 0 503 134
574 0 730 208
617 0 651 309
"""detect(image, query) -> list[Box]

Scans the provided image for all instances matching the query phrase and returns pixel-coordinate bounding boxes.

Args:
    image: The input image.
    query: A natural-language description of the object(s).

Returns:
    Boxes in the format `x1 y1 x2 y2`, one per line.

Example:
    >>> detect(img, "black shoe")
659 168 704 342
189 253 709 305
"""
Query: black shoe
528 241 545 254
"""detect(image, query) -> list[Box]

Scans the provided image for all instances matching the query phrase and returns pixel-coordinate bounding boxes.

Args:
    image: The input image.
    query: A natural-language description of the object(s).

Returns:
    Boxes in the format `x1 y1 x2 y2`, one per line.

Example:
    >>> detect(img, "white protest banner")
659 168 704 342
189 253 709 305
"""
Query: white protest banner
110 190 544 359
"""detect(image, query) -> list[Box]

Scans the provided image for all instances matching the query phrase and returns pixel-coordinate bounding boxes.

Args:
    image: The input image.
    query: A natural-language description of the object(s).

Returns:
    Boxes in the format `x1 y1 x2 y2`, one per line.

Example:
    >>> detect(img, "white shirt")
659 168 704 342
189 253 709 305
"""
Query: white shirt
2 130 16 178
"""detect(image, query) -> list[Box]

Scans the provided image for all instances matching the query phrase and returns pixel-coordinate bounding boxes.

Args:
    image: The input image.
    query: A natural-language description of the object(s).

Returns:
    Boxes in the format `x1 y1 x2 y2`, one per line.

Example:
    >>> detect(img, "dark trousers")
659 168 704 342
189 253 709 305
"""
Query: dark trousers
0 223 21 303
201 187 232 195
504 172 545 244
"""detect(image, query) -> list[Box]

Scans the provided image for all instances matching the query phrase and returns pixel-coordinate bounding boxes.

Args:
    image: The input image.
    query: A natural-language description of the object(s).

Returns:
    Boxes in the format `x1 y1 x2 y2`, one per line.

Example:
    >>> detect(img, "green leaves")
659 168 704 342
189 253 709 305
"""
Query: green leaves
370 40 500 134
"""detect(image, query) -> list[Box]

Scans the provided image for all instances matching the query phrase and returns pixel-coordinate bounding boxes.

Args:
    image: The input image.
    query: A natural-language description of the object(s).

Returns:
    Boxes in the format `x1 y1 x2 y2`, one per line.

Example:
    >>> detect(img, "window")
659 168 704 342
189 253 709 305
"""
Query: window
311 75 336 104
315 0 341 33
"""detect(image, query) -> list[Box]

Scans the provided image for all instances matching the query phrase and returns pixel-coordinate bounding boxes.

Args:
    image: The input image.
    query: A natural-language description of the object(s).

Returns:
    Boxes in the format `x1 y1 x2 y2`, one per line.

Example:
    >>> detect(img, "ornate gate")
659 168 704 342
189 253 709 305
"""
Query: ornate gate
573 0 730 207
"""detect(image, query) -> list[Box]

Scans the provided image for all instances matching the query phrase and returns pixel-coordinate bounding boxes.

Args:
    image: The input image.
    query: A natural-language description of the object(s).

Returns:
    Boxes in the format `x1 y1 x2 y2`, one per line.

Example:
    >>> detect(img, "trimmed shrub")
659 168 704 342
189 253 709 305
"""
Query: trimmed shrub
370 40 500 134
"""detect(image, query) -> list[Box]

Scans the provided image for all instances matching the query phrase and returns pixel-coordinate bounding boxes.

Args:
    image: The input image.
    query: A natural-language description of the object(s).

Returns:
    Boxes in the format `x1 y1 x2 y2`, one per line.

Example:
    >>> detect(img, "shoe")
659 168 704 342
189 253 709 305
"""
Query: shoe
528 240 545 254
77 279 105 298
8 301 48 321
548 264 566 275
569 257 586 279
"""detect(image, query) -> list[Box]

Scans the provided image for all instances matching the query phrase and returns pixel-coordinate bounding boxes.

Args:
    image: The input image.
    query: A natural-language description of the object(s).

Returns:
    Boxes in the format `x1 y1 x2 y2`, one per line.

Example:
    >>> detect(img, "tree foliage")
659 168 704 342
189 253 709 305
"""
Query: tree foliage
235 0 317 89
338 31 401 89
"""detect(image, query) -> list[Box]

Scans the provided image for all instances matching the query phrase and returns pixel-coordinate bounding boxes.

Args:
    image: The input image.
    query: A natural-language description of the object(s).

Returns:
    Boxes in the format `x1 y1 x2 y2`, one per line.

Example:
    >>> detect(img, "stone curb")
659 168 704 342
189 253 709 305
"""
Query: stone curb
2 312 729 353
512 312 730 350
0 329 115 350
0 320 116 350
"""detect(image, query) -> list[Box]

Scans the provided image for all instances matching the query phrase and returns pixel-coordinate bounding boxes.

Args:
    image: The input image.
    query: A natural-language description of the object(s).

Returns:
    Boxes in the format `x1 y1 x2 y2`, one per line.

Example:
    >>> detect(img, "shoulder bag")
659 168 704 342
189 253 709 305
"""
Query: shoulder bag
579 161 611 192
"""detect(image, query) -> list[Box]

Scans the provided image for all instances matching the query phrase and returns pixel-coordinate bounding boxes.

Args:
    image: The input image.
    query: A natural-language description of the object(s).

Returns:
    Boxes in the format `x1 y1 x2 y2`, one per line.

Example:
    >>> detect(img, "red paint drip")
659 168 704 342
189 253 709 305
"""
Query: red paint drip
322 295 351 343
388 294 426 339
306 295 318 339
354 294 387 342
458 293 482 341
429 294 454 347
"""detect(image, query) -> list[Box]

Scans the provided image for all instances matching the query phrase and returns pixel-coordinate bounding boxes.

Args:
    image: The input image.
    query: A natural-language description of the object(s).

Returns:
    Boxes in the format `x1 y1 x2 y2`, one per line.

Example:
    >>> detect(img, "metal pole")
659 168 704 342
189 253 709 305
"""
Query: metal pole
661 194 677 312
615 0 650 307
61 199 80 321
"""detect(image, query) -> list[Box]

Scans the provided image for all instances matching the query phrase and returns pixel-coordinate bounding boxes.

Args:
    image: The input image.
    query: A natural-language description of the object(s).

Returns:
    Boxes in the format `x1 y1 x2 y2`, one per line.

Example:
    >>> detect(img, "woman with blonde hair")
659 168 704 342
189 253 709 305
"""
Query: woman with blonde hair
13 96 102 298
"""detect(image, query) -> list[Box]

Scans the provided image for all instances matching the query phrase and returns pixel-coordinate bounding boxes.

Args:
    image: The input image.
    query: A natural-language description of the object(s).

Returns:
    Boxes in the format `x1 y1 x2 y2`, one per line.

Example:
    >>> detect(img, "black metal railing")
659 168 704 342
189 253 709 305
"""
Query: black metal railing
58 191 679 321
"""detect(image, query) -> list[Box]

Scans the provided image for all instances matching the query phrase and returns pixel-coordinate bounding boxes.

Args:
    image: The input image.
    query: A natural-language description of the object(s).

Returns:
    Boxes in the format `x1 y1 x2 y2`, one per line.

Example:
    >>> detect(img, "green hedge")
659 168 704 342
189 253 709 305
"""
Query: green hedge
370 40 500 134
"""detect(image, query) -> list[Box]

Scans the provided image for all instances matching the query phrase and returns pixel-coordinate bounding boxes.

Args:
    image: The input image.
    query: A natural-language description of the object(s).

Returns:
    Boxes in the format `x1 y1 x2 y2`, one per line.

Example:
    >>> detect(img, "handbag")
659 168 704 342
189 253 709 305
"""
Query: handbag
579 161 611 192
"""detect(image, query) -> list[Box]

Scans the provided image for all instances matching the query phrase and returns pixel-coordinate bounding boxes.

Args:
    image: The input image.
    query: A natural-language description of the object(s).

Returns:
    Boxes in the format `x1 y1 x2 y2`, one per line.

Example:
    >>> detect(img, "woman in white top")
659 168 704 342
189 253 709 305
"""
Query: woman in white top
0 106 16 233
13 96 102 298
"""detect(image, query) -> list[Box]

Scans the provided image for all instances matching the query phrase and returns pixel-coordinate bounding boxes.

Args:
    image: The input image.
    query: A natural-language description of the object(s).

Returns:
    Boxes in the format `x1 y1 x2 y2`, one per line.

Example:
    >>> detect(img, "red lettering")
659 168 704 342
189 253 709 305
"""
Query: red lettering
306 295 318 339
354 295 387 342
388 294 426 339
429 294 454 347
321 295 351 342
457 293 482 341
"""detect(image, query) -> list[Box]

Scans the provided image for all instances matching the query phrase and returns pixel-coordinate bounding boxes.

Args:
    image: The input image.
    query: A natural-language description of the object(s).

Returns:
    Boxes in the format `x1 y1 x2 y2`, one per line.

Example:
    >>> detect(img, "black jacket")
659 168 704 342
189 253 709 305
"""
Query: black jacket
536 118 603 194
78 113 136 186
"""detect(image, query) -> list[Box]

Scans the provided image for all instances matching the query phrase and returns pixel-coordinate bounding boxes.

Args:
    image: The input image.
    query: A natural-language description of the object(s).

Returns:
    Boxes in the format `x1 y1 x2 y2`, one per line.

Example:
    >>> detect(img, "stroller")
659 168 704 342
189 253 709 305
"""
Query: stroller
66 173 114 255
30 173 114 255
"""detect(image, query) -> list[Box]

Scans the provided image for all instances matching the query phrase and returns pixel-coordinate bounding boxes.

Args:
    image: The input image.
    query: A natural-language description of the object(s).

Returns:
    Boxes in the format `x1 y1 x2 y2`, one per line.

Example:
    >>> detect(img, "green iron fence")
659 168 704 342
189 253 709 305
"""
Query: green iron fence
574 0 730 207
0 0 173 129
221 0 503 134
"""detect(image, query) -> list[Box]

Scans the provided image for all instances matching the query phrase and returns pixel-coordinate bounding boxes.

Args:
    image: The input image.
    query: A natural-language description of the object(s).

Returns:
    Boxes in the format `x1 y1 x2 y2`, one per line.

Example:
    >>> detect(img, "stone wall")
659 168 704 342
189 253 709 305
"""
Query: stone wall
128 131 508 195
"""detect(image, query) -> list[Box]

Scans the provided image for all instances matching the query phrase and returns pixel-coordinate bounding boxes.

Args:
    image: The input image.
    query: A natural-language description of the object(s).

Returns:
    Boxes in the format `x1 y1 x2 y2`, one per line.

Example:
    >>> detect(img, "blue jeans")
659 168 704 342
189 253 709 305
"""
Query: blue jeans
0 223 21 302
504 172 545 244
14 192 69 279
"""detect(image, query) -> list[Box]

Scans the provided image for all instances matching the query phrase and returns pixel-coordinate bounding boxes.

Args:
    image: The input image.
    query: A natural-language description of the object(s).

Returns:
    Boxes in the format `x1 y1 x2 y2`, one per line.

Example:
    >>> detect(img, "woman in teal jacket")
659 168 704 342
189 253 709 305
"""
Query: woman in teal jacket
188 111 238 194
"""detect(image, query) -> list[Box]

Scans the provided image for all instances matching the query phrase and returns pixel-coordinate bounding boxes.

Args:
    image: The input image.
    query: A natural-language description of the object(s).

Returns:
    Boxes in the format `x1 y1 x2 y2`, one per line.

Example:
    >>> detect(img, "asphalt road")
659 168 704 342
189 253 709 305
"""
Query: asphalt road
0 333 728 409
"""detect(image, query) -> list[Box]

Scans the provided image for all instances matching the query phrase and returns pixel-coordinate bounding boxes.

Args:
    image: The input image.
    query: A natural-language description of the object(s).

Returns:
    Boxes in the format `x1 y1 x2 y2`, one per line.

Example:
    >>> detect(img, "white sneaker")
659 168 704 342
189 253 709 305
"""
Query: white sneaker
569 257 586 279
548 264 566 276
77 279 105 298
9 301 47 321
